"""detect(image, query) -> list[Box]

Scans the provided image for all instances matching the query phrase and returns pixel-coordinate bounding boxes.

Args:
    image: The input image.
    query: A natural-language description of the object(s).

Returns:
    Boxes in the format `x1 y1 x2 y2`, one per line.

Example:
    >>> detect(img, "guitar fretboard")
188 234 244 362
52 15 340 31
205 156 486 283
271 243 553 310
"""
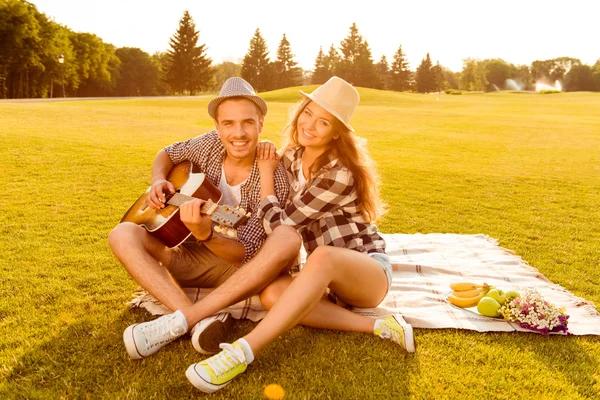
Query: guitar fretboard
167 193 216 214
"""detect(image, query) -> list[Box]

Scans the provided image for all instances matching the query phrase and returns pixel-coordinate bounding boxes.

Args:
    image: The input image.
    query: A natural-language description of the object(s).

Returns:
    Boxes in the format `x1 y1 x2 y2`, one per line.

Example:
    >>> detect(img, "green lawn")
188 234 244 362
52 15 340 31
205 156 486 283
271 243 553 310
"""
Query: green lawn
1 89 599 399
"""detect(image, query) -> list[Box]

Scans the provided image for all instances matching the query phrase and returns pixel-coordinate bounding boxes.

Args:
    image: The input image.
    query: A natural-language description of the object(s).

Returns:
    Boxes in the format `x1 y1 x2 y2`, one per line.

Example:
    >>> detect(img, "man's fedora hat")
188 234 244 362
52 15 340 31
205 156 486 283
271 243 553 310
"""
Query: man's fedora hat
208 77 268 118
299 76 359 132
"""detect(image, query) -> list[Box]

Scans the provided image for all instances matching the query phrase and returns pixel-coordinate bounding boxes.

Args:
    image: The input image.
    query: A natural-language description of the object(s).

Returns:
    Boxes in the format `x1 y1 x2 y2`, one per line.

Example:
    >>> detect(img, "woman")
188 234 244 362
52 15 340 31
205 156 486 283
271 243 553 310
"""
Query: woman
186 77 415 394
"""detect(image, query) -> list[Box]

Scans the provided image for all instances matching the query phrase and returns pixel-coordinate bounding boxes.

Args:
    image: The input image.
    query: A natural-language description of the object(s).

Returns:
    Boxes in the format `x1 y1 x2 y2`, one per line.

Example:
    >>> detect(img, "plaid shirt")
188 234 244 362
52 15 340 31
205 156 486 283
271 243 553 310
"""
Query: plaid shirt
164 131 290 264
257 146 386 257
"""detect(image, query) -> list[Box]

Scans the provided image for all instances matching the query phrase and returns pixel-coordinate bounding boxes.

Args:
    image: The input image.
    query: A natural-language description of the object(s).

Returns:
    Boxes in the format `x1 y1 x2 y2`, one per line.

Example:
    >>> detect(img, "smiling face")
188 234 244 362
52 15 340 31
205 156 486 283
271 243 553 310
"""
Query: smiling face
296 101 338 154
214 98 264 163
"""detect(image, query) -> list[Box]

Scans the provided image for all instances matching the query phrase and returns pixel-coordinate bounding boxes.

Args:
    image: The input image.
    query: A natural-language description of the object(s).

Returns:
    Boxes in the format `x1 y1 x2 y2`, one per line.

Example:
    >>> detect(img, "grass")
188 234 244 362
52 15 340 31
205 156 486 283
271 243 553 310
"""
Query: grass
1 88 599 399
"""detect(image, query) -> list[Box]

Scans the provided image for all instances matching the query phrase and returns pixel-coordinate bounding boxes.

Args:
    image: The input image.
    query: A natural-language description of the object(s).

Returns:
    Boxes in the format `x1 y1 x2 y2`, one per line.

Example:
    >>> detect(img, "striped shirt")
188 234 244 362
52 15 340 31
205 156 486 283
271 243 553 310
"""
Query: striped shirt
164 131 290 264
257 146 386 257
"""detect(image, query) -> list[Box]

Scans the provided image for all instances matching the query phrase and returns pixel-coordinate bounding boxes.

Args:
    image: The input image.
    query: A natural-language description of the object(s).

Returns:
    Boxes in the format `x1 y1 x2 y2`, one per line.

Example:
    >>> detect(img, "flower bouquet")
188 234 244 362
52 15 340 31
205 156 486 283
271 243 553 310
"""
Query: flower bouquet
499 288 570 335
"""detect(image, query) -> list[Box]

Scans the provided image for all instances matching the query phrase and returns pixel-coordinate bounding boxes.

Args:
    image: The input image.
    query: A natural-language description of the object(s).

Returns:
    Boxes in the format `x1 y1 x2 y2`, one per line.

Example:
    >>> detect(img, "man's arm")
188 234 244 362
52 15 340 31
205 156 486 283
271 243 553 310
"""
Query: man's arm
179 198 246 265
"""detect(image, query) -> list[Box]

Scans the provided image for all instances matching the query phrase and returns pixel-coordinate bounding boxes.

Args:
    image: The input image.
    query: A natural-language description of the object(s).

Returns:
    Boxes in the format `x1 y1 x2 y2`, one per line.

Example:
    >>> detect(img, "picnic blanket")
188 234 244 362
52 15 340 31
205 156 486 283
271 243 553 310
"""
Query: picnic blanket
128 233 600 335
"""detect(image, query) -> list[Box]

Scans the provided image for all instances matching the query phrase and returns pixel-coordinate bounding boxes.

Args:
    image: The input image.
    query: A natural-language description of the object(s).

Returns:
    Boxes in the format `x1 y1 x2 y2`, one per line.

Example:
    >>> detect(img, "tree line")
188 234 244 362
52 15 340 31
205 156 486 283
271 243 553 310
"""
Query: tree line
1 1 599 99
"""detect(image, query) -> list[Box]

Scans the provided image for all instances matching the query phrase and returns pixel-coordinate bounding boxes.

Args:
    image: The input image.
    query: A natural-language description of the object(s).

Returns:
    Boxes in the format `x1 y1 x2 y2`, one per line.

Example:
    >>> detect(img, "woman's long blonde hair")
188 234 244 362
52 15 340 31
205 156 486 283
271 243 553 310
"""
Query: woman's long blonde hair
281 99 386 223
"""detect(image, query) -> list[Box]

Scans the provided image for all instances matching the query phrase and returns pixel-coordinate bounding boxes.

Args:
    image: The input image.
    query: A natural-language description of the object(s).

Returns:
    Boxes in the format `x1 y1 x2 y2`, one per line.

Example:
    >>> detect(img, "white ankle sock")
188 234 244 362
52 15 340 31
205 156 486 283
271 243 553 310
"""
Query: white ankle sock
373 319 384 333
236 338 255 363
174 310 189 332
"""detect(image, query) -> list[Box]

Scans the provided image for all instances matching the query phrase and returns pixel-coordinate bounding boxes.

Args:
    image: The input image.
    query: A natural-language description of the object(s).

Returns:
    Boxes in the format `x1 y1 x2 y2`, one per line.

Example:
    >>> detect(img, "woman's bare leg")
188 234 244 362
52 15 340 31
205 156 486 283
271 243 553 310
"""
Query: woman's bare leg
244 246 388 354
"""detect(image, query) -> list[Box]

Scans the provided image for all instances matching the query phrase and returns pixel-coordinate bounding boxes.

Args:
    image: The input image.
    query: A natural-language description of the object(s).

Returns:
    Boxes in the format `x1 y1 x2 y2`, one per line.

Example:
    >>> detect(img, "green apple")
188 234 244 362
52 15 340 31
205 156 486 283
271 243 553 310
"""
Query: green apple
486 288 507 305
477 297 502 317
505 290 521 301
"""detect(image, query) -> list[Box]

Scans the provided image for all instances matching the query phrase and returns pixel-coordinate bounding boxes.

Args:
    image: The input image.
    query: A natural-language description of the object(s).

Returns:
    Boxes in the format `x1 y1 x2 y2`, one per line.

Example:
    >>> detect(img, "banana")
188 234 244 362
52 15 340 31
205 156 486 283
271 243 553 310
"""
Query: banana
449 281 482 292
447 291 486 308
452 287 483 298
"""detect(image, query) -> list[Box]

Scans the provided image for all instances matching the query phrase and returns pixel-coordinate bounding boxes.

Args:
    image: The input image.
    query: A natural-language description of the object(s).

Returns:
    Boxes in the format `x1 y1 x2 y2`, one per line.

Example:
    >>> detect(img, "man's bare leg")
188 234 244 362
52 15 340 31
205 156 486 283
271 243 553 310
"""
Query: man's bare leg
108 222 192 311
179 225 301 328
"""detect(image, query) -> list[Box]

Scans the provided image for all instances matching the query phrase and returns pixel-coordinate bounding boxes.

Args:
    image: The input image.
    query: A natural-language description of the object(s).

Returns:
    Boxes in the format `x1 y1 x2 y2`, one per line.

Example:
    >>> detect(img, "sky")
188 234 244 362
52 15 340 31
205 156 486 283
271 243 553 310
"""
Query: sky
31 0 598 72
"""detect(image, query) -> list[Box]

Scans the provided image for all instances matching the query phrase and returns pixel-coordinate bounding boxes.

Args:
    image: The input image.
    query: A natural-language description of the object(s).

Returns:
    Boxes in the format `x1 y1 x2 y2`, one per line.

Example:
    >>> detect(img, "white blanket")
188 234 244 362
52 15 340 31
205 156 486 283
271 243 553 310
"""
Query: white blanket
128 233 600 335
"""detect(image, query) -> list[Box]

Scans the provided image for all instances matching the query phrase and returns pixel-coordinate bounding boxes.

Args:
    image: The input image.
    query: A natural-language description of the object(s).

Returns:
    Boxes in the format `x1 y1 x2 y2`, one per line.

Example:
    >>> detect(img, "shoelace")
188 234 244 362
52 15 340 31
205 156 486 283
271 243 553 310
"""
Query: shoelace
381 322 402 344
207 343 246 377
143 315 185 348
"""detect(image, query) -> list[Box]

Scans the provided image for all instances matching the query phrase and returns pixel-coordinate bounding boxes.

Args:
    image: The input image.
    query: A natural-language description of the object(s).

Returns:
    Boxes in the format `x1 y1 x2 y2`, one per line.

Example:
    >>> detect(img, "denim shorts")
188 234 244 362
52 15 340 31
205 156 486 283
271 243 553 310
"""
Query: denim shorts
369 252 393 295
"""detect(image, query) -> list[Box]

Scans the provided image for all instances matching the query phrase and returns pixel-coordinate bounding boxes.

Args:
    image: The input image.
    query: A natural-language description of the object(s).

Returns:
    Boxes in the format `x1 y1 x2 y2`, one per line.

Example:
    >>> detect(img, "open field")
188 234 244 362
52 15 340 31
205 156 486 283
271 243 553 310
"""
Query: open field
1 89 599 399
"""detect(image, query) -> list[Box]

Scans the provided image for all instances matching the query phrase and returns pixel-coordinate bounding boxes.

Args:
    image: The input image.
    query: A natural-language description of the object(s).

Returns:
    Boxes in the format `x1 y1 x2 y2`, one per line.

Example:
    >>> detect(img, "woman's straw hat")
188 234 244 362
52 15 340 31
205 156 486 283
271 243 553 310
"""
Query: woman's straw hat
299 76 359 132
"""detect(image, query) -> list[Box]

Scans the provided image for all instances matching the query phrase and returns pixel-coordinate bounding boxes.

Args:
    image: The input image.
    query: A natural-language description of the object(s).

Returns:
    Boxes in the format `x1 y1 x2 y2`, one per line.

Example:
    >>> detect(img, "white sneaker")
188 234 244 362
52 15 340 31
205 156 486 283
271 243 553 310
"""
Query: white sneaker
123 310 188 359
190 313 234 355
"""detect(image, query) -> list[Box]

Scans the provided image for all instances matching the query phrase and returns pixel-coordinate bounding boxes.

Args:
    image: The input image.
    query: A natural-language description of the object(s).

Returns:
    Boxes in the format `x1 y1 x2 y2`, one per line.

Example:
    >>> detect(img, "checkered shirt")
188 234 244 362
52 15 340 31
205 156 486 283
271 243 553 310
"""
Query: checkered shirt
164 131 290 264
257 146 386 257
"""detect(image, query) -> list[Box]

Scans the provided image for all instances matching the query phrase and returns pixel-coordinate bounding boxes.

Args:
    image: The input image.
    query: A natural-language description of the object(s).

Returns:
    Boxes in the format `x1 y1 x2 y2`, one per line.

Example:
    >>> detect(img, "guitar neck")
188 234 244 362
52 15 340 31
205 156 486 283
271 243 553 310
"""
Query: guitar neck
167 193 217 214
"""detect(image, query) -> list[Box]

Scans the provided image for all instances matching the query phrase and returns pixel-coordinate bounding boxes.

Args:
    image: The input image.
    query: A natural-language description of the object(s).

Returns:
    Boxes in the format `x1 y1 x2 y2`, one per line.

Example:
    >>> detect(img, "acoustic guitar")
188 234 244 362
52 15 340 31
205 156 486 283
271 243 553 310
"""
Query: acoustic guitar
121 161 249 248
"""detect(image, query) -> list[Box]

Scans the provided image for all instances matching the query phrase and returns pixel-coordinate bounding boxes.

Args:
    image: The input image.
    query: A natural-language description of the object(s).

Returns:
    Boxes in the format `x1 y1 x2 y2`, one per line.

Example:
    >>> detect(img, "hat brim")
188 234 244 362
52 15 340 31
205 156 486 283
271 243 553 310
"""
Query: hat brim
298 90 354 132
208 95 268 119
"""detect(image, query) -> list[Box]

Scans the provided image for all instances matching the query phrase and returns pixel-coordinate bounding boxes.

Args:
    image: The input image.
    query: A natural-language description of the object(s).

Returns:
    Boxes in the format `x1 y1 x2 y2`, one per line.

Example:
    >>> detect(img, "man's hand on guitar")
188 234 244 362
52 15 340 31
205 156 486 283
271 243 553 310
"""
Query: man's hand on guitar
148 179 176 209
179 199 213 241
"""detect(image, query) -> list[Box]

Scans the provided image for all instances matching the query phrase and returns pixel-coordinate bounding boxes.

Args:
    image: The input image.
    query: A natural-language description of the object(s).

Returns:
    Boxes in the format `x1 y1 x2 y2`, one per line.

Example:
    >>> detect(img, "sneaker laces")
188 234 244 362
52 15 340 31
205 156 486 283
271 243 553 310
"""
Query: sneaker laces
207 343 246 377
381 321 402 343
143 314 186 349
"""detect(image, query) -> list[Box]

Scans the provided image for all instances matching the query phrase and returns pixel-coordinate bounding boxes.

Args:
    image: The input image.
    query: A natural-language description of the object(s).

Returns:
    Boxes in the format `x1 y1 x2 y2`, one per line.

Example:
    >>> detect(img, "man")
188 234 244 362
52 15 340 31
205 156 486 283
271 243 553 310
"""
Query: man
108 77 300 359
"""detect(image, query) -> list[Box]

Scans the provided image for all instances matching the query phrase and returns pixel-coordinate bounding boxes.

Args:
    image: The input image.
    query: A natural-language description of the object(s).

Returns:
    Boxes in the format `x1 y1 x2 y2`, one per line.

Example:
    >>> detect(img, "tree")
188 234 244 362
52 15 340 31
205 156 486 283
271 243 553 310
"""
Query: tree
415 53 435 93
163 11 213 95
432 61 445 92
322 44 339 78
273 34 301 89
460 58 488 91
375 55 389 90
213 61 241 90
337 23 377 88
484 58 511 90
510 64 532 90
114 47 159 96
443 68 460 90
531 57 581 84
71 32 120 96
312 47 329 84
593 60 600 91
389 45 410 91
241 28 271 92
564 64 595 91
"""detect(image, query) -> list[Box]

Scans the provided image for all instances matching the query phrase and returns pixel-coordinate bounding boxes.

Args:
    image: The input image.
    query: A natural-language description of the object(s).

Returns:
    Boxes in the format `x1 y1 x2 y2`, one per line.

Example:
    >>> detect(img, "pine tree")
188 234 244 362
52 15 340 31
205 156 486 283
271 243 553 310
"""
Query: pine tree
274 34 301 89
337 23 377 88
324 44 339 77
376 55 389 90
312 47 329 84
415 53 434 93
241 29 270 92
390 45 411 91
432 61 445 92
163 11 213 94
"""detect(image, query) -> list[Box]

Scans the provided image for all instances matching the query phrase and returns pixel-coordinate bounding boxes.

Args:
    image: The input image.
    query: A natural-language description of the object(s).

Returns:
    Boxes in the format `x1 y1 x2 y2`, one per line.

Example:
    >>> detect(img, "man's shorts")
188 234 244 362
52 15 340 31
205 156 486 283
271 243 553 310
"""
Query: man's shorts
166 240 238 288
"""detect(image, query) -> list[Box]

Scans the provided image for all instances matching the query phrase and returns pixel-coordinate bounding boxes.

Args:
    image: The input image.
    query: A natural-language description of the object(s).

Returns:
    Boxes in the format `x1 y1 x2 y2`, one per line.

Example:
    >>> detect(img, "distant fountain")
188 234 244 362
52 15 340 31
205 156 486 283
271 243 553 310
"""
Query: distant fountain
535 80 562 92
505 79 522 91
491 84 500 91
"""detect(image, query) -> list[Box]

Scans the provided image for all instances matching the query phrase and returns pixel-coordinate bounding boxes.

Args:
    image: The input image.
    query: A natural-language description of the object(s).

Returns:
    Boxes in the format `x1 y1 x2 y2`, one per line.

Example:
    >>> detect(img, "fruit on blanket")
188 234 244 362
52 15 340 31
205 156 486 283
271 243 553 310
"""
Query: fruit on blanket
486 289 507 305
477 297 502 317
452 287 483 298
448 290 486 308
449 281 484 292
451 283 490 298
505 290 521 301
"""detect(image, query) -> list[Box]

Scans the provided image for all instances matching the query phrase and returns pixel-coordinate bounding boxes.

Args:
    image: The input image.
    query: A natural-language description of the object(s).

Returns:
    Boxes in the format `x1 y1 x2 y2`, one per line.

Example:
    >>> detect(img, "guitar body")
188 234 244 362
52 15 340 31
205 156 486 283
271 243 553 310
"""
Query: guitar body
121 161 222 248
